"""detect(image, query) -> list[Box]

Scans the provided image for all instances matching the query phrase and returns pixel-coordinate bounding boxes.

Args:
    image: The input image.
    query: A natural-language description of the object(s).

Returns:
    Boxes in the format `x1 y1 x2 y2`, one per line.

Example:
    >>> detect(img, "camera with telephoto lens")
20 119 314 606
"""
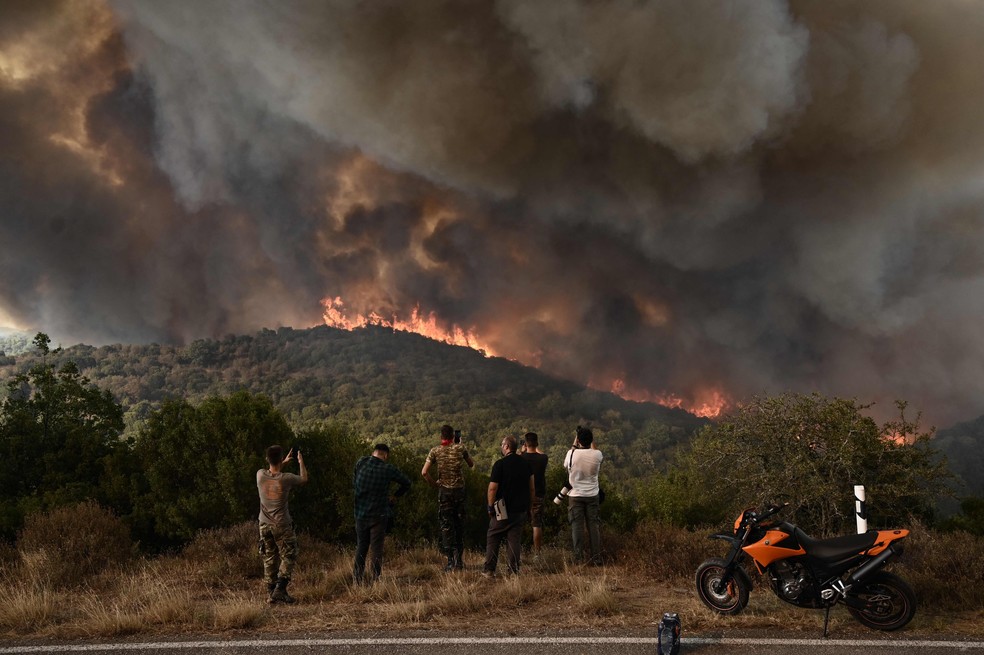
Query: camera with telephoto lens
553 482 573 505
573 425 591 447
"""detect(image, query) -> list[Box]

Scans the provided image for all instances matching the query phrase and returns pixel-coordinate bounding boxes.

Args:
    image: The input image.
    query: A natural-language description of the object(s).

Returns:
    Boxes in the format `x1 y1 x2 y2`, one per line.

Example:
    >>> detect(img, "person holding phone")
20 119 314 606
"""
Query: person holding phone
257 444 308 604
422 424 475 571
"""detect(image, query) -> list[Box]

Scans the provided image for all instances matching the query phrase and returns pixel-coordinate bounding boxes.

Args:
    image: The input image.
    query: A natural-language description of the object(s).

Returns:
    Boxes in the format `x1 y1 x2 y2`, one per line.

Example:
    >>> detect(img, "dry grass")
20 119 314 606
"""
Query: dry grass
0 521 982 640
0 580 61 631
16 501 135 590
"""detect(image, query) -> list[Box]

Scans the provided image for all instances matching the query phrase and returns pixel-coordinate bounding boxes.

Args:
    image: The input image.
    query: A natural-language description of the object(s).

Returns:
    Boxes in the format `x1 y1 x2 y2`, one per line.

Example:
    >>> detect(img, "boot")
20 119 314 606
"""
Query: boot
271 577 296 604
442 552 455 573
265 582 277 604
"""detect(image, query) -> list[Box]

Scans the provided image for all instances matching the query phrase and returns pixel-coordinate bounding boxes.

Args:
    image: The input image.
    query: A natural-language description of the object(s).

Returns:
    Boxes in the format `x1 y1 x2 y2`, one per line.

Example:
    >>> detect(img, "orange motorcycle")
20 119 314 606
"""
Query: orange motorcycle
695 503 915 635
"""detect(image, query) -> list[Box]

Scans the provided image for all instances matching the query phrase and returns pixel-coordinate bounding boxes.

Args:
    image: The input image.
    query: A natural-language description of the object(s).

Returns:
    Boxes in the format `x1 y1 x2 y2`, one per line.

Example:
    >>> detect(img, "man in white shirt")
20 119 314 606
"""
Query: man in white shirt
564 426 603 565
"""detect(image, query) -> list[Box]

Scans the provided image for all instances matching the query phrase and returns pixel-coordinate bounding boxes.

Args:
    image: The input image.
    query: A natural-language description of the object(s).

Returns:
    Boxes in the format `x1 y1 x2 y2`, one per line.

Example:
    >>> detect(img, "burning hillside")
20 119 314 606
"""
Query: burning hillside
4 1 984 425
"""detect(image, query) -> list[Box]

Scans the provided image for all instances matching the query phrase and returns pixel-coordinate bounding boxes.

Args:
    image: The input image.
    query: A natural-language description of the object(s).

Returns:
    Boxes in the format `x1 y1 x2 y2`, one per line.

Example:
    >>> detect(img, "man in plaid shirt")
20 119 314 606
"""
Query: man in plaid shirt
353 443 411 584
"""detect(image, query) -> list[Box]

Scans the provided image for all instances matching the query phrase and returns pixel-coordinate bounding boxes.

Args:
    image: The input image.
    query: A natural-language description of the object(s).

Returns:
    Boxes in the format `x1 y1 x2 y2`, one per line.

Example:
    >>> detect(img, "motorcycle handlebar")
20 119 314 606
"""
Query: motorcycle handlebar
753 502 789 522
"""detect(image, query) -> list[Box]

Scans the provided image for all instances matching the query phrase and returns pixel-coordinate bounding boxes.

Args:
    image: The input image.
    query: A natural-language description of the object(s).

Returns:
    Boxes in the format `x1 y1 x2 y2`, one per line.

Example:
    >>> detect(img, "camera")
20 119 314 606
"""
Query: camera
573 425 593 448
453 429 461 444
553 482 573 505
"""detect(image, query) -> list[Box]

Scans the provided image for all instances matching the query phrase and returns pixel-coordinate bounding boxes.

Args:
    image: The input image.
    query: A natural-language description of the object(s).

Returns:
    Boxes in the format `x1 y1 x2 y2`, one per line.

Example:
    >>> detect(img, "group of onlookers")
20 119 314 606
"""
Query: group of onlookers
254 425 603 603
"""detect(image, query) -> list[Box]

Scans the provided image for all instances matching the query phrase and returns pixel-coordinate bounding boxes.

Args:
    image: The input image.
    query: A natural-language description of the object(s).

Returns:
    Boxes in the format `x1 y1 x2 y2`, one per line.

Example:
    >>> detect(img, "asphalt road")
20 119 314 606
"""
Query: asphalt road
2 633 983 655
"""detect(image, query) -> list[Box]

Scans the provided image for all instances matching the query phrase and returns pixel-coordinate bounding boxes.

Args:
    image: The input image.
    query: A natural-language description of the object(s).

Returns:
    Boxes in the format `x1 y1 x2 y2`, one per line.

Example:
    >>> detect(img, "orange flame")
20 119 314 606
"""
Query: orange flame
322 297 498 356
609 378 729 418
323 296 730 418
882 431 908 445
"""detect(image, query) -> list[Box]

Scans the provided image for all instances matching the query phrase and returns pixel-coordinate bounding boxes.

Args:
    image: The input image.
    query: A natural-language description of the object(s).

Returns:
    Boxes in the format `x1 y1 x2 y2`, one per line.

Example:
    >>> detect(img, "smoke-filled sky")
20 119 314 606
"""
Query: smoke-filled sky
3 0 984 425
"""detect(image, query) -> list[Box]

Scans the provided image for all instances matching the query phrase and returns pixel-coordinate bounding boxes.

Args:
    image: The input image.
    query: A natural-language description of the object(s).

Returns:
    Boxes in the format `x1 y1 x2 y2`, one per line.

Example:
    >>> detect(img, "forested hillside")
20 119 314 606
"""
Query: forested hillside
4 325 980 513
0 325 706 480
935 418 984 498
1 329 977 554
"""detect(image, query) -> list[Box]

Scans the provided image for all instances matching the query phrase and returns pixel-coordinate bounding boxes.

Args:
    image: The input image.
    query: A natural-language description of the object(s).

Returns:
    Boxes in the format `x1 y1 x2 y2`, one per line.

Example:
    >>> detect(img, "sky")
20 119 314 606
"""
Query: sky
2 0 984 426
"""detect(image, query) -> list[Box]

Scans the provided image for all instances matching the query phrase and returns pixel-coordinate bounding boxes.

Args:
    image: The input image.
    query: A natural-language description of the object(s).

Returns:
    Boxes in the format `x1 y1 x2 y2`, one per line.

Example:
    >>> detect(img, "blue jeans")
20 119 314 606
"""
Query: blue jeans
568 495 601 564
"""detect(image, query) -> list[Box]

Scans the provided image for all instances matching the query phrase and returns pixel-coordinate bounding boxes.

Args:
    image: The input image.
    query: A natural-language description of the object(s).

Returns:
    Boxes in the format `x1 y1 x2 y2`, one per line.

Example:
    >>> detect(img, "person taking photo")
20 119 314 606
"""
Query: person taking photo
564 426 603 565
257 444 308 604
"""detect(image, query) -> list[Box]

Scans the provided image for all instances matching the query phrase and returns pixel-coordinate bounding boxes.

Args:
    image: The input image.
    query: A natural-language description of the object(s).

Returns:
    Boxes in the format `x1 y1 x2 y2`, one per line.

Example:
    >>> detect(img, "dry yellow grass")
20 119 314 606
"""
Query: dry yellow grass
1 530 982 641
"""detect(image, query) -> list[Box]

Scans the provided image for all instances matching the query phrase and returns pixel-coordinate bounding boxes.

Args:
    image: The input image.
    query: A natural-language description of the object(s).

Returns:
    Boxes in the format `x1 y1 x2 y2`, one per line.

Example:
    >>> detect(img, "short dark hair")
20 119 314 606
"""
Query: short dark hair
576 427 593 448
524 432 539 447
266 445 284 465
441 424 454 440
373 443 390 454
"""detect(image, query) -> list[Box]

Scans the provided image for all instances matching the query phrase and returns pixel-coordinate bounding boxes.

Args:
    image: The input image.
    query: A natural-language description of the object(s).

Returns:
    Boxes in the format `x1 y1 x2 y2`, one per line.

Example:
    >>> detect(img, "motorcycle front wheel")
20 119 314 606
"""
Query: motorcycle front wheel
695 558 749 615
846 571 916 631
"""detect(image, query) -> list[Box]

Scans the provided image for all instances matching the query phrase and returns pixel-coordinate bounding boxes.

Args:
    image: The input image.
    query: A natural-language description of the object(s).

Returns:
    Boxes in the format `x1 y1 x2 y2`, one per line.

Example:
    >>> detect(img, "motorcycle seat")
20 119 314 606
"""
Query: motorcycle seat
793 527 878 561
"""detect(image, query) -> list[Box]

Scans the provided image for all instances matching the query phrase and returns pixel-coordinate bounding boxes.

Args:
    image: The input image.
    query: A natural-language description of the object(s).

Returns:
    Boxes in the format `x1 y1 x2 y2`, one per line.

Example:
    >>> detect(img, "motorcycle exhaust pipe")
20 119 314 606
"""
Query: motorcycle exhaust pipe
847 542 900 586
823 542 901 601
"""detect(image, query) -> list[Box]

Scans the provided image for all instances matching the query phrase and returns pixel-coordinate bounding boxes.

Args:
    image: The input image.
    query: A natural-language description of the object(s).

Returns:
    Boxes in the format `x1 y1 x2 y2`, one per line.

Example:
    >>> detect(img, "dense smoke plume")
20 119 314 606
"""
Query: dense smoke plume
3 0 984 424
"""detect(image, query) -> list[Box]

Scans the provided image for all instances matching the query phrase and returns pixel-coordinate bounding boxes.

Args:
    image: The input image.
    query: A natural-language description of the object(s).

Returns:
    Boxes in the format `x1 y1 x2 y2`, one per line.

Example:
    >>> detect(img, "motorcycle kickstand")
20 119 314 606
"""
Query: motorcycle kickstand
822 605 831 639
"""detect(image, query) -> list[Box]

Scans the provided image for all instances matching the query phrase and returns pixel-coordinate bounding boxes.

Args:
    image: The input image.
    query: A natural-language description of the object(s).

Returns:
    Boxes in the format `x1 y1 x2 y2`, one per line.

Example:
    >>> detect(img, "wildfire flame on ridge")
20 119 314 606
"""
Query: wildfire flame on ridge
322 296 729 418
322 297 498 356
610 379 729 418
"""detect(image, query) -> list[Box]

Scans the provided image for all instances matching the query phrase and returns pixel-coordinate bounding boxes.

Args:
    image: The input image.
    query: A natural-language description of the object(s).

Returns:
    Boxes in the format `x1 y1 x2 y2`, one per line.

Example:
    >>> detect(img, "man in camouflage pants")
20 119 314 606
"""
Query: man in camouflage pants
422 425 475 571
257 444 308 604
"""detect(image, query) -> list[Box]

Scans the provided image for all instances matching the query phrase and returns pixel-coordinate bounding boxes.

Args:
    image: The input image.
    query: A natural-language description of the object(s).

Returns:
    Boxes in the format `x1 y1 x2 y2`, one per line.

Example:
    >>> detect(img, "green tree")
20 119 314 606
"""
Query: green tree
938 497 984 536
128 391 293 546
674 393 953 535
0 333 125 539
288 423 371 543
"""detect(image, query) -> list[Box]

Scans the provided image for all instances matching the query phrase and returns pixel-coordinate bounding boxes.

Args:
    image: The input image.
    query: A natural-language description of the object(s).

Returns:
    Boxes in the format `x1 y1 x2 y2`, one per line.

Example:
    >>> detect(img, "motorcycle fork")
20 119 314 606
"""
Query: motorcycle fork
712 538 747 594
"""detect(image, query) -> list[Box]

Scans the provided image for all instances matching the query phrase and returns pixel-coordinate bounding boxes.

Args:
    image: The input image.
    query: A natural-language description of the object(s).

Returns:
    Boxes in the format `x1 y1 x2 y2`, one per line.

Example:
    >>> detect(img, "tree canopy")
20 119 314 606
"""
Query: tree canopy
0 334 125 538
673 393 954 535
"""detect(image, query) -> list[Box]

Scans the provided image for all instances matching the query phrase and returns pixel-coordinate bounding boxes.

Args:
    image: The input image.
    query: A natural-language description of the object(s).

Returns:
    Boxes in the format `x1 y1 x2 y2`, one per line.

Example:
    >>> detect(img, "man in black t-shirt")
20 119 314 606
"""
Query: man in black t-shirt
483 435 534 577
520 432 548 556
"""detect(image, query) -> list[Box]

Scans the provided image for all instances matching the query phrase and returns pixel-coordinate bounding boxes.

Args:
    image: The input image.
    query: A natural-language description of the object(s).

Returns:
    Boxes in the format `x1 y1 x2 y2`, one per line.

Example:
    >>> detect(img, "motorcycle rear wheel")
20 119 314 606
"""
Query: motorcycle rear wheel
695 558 749 615
846 571 916 631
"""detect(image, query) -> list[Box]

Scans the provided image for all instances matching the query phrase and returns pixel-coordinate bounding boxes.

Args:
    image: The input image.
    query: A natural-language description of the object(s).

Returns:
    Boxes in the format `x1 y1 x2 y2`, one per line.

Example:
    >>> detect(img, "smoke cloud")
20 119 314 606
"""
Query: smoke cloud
3 0 984 425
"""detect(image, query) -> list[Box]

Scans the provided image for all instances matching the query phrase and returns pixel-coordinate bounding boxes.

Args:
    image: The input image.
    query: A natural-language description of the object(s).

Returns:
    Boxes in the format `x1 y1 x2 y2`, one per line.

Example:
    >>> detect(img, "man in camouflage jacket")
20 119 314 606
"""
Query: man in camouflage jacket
421 424 475 571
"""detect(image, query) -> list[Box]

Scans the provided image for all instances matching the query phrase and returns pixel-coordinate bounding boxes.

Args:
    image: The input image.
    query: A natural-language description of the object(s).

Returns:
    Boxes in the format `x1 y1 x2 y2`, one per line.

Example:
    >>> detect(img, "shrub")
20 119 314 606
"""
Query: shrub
903 525 984 609
181 522 263 584
617 521 718 580
17 501 134 588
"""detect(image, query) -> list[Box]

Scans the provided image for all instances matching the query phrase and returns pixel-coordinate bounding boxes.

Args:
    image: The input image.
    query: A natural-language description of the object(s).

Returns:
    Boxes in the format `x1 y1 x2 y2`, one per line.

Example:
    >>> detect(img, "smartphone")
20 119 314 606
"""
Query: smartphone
453 429 461 444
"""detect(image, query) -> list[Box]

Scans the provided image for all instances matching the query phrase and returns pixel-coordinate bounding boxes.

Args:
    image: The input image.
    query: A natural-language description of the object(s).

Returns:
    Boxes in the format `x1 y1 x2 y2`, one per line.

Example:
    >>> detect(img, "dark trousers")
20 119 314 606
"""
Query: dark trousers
483 511 527 574
353 518 387 584
569 495 601 564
